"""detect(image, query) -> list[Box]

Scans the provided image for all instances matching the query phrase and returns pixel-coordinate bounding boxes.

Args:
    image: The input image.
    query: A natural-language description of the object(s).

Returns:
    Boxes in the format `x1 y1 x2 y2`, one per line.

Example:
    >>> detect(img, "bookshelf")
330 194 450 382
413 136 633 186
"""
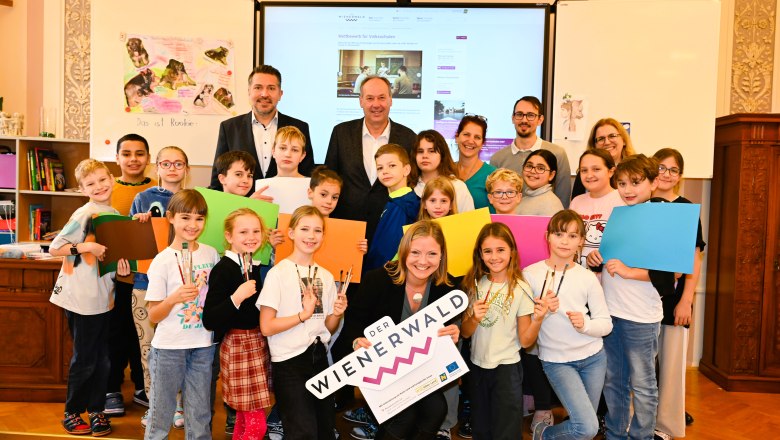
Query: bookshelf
0 135 89 244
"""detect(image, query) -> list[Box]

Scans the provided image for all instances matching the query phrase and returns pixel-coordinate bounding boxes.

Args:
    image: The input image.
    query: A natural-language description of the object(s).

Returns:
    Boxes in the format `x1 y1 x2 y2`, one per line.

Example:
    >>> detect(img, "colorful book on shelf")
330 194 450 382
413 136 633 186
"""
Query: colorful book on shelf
28 204 43 240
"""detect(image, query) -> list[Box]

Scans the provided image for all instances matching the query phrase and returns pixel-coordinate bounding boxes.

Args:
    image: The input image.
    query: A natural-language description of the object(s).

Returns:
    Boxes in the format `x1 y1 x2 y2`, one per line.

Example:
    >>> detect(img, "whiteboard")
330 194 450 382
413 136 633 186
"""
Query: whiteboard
552 0 720 178
90 0 254 166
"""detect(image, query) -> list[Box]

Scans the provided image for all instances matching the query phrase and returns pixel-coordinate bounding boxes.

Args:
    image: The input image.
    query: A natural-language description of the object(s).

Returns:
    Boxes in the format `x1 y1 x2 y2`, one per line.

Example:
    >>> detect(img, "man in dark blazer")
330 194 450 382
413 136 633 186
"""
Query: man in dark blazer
325 76 416 241
209 65 315 194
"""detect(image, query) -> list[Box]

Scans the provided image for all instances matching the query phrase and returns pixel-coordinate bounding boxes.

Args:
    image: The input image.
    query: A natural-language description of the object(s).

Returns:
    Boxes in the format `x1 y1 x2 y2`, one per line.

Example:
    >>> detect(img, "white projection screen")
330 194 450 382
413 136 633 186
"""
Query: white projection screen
259 3 550 164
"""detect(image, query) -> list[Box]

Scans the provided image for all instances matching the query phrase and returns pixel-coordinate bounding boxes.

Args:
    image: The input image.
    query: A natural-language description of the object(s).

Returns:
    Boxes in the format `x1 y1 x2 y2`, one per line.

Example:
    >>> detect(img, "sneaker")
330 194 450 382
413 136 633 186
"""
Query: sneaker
62 412 91 435
530 410 553 433
350 423 378 440
172 407 184 429
334 428 341 439
104 392 125 417
225 407 236 435
88 412 112 437
435 429 451 440
133 389 149 407
685 411 694 425
654 431 672 440
266 420 284 440
597 414 607 436
140 410 149 429
343 406 376 425
458 421 472 439
532 421 547 440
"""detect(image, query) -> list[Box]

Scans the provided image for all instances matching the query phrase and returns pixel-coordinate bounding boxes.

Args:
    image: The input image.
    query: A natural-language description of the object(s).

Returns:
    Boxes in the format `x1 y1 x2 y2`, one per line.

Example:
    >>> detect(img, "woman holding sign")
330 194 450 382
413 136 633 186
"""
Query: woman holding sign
338 220 461 440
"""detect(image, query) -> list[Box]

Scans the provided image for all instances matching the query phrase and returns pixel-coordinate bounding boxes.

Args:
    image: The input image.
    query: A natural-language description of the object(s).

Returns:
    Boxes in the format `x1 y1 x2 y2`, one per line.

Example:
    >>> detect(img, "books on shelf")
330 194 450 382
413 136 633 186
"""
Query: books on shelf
0 200 14 245
27 148 66 191
28 204 51 241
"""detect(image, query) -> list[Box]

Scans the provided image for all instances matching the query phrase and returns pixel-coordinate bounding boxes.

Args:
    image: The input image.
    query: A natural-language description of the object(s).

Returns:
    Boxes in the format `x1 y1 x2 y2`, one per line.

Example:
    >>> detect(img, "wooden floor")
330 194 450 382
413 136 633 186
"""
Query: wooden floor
0 369 778 439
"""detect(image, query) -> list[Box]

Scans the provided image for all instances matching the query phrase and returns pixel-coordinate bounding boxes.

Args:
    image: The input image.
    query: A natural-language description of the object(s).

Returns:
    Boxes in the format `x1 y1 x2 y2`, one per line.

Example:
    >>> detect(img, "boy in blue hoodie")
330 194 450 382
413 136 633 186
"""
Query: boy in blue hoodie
364 143 420 271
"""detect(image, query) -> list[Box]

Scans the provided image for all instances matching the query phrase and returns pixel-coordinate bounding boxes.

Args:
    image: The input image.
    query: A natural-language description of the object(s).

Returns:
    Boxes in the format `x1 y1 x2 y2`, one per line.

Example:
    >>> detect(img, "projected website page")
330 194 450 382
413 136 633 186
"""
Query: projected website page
262 6 547 163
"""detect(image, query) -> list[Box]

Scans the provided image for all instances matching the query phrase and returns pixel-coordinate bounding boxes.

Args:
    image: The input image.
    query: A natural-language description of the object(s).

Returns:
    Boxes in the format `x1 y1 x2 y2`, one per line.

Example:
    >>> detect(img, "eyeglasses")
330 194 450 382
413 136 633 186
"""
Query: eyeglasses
513 112 539 121
490 190 518 199
523 163 550 174
658 164 681 177
158 161 186 170
465 113 488 123
595 133 621 146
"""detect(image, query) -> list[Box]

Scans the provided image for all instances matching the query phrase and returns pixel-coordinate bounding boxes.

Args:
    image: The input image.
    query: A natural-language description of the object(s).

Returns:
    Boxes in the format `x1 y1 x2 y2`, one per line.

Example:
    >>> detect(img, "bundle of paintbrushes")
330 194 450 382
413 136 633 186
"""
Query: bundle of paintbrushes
338 265 353 295
238 252 252 282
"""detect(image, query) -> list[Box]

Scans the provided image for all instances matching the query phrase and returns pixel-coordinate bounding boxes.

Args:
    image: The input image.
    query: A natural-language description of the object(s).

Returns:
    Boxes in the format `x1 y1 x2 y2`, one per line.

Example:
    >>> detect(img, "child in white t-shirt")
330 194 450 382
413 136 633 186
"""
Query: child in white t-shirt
257 206 347 439
144 189 219 440
461 222 554 440
569 149 625 270
49 159 130 436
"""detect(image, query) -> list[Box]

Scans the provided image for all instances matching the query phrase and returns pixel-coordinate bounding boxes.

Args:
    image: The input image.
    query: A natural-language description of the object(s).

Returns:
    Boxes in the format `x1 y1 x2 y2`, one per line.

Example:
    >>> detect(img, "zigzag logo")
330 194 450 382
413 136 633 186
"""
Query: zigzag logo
362 336 432 385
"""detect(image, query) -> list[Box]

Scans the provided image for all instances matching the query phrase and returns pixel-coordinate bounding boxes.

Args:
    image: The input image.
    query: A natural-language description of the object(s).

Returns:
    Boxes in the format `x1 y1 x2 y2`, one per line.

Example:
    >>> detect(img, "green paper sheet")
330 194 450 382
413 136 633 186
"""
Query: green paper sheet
195 187 280 263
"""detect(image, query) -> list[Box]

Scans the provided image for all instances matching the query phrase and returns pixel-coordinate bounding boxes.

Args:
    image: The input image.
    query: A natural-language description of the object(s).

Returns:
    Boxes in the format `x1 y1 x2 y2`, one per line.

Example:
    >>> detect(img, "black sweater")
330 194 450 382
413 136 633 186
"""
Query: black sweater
203 256 263 343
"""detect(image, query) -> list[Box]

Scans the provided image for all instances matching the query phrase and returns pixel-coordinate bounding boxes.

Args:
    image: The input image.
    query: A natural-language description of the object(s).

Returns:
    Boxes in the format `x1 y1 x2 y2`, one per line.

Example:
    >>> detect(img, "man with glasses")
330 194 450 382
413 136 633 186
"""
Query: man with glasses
489 96 572 208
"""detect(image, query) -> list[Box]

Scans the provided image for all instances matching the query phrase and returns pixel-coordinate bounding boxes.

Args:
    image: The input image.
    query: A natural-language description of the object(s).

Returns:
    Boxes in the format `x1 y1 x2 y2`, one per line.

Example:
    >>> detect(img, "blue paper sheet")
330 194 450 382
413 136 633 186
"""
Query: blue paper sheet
599 203 700 273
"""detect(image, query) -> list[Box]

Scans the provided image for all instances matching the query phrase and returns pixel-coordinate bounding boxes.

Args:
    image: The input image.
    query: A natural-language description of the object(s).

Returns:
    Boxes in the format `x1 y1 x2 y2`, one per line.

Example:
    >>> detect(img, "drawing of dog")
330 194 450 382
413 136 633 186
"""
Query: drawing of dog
204 46 229 65
193 84 214 107
159 59 197 90
214 87 234 109
124 68 157 107
126 38 150 68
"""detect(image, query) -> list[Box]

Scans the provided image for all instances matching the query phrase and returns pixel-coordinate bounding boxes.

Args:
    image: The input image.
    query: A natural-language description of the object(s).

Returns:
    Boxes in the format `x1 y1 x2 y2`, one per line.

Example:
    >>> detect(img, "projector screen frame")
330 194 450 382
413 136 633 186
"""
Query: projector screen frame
255 1 553 162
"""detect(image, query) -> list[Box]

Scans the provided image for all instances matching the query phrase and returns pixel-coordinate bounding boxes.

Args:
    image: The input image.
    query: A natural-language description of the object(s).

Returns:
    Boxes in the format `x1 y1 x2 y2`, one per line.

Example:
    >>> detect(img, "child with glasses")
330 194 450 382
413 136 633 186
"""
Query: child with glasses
130 146 190 428
650 148 706 440
517 150 564 216
486 168 523 215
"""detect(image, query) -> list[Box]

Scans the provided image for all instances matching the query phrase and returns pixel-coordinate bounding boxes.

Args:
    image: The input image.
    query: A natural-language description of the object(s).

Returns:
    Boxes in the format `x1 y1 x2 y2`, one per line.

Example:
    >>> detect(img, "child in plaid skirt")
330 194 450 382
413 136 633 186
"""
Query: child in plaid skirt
203 208 273 439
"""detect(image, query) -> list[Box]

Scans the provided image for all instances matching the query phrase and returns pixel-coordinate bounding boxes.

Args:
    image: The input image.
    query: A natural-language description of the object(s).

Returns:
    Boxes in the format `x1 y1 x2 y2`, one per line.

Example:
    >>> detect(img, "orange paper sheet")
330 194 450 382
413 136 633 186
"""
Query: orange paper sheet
274 214 366 283
137 218 170 274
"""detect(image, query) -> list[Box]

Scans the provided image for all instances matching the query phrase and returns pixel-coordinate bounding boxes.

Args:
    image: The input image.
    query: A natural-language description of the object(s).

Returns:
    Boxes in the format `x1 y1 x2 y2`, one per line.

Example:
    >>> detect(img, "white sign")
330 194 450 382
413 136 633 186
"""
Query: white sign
255 177 311 214
307 290 469 423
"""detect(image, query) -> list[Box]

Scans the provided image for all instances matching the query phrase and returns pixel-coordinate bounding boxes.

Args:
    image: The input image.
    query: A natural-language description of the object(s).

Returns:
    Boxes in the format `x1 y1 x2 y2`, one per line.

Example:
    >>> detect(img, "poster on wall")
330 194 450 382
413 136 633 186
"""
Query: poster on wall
122 33 237 116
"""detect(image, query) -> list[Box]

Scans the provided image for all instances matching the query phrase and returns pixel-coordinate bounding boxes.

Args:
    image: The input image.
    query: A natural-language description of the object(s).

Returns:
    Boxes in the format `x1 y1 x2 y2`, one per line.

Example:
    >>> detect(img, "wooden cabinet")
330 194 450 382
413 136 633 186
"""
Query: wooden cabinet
700 113 780 393
0 258 71 401
0 135 89 244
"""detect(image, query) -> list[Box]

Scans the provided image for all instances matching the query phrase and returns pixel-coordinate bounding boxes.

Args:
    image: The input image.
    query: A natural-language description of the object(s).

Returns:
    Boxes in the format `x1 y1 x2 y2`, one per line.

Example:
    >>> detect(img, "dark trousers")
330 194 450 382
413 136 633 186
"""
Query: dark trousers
380 391 446 440
521 349 554 410
65 310 111 414
107 280 144 392
471 361 524 440
272 339 334 440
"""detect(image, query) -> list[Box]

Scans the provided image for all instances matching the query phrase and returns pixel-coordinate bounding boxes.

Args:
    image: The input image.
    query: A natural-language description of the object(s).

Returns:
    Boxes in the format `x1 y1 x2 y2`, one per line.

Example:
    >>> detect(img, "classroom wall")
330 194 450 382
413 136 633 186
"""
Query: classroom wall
0 0 769 367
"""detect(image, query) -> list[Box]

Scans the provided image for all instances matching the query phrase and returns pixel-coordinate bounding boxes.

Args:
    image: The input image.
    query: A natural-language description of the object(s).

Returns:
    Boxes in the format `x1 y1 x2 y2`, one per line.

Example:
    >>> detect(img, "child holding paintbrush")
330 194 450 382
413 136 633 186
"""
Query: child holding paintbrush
144 190 219 440
460 222 554 440
257 205 348 439
202 208 273 440
523 209 613 440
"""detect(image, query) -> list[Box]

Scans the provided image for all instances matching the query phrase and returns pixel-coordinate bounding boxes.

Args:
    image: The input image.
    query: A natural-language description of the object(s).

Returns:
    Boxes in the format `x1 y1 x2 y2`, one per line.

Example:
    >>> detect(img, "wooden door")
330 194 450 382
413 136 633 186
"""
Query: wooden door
761 145 780 375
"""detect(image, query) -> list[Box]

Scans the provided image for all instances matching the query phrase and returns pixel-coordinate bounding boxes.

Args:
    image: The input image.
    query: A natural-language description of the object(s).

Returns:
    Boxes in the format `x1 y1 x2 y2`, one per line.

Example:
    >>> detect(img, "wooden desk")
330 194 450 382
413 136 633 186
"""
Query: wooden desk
0 258 71 401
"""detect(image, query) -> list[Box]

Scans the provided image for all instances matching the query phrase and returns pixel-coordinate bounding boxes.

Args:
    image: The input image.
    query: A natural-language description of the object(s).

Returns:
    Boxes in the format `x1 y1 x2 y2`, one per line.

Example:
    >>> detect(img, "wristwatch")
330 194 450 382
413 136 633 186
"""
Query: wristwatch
69 244 78 255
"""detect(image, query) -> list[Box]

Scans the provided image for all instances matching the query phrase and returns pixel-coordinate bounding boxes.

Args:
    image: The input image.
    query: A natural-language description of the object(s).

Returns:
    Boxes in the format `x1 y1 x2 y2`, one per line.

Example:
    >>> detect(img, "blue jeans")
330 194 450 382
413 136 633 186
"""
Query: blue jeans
145 345 215 440
541 349 607 439
603 317 660 440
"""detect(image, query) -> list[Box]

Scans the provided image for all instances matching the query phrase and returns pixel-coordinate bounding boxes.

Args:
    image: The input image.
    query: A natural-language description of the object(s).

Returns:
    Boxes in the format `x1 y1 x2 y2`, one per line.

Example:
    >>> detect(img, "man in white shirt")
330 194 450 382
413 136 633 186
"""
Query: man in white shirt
489 96 572 208
325 76 416 241
209 65 315 194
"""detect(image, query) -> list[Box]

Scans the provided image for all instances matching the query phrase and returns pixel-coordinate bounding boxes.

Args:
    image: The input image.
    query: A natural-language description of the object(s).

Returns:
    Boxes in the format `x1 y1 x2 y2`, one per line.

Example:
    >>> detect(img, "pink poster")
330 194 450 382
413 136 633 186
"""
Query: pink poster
490 214 551 269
